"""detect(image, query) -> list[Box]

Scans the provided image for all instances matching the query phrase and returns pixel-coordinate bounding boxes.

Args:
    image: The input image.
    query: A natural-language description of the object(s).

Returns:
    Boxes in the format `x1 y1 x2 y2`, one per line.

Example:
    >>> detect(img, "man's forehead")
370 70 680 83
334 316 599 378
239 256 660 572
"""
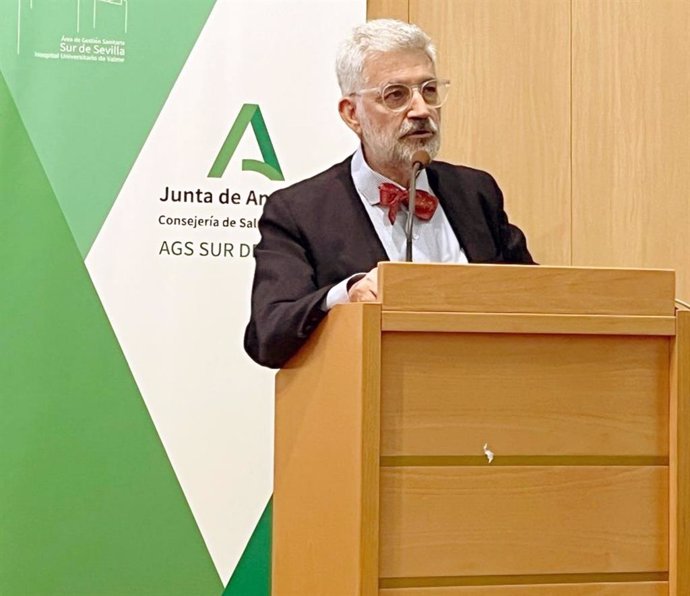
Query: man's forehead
362 49 435 85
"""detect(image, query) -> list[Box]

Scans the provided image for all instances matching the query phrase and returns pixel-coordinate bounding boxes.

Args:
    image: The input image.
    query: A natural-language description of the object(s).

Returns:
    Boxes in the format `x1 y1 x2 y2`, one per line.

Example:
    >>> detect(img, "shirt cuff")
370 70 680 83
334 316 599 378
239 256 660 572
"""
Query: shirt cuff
323 273 366 311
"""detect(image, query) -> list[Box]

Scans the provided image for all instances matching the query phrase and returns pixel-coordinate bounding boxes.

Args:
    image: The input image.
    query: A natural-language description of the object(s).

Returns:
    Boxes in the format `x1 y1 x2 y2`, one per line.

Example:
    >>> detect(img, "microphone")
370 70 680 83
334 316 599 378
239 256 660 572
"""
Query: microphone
405 150 432 262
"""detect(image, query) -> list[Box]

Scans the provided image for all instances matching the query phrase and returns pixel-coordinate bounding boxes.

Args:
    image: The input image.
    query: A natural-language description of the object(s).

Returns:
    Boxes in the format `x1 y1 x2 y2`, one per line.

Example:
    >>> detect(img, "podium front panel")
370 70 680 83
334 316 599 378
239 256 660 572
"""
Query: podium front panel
381 333 669 457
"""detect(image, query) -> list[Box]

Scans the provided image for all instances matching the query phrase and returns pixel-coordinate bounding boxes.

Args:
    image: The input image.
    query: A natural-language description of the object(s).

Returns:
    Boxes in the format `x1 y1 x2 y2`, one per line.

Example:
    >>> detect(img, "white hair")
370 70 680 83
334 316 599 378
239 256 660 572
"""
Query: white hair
336 19 437 96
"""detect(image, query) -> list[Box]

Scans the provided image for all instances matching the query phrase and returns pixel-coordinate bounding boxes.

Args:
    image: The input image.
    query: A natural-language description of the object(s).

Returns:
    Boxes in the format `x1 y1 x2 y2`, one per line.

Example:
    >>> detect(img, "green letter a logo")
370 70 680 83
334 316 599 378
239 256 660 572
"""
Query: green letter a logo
208 104 284 181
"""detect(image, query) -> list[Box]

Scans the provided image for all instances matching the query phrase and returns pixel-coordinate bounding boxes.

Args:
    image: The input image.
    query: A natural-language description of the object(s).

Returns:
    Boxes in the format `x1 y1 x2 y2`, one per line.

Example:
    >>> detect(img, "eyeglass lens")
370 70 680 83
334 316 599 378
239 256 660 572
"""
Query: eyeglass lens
382 80 447 111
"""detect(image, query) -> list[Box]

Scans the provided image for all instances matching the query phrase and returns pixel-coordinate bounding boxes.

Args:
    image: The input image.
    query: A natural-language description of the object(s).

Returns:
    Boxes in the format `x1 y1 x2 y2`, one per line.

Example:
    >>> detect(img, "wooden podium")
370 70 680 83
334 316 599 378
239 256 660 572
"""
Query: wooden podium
272 263 689 596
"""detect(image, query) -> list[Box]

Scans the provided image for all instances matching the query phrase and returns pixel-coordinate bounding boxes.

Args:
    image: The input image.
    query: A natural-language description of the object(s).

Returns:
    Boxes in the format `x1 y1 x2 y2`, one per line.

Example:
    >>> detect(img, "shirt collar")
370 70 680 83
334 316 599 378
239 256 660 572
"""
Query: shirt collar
351 145 432 205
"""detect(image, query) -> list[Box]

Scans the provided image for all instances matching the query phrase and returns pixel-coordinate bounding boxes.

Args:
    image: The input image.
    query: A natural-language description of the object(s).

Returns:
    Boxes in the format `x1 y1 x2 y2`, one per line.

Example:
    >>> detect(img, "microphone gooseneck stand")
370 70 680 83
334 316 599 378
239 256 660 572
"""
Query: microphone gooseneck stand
404 150 432 262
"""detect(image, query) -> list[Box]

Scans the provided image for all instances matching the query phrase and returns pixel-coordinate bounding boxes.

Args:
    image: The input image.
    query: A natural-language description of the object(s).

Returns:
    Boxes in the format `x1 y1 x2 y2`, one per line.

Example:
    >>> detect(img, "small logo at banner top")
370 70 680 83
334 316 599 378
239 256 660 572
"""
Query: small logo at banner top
17 0 128 59
209 104 284 181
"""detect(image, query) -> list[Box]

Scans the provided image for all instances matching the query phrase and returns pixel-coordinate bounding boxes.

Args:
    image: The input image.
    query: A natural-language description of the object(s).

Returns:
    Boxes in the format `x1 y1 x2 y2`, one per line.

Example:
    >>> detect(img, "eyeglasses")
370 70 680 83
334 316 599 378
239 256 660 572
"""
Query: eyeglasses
353 78 451 112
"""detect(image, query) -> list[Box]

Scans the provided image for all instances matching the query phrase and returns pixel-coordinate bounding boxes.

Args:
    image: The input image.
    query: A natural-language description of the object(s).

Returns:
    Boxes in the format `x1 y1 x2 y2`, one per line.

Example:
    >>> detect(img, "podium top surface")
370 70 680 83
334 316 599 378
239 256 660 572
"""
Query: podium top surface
377 263 675 317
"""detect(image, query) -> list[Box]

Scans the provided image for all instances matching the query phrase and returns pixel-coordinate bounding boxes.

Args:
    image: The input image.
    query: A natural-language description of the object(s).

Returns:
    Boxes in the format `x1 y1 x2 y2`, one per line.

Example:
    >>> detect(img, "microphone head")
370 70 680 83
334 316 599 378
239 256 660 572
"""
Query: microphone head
411 150 431 169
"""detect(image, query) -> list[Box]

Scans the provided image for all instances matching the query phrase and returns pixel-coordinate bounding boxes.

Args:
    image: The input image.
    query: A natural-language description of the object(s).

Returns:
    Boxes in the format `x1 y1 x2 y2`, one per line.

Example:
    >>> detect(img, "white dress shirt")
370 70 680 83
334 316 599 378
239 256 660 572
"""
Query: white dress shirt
325 147 468 309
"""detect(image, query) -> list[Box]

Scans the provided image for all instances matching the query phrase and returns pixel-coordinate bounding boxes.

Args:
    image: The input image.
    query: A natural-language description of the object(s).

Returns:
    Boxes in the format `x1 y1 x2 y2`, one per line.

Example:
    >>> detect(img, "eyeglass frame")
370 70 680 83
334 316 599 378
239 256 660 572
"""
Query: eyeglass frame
350 78 451 112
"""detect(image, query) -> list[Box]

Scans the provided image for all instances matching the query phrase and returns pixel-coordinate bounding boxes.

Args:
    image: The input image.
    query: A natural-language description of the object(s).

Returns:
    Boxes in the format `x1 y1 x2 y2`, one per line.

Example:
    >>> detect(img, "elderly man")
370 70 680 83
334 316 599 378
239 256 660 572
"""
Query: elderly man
245 19 534 368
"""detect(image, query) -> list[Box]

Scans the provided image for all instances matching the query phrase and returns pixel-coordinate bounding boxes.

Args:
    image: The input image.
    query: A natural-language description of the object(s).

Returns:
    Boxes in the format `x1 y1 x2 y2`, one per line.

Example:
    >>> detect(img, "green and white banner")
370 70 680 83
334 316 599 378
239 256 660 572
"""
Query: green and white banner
1 0 364 594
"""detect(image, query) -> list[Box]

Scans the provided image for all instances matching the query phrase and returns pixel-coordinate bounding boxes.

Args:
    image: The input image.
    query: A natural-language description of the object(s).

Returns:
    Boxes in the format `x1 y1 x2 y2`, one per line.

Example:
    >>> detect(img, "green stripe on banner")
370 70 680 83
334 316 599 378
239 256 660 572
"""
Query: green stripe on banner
0 70 221 596
222 499 272 596
0 0 217 255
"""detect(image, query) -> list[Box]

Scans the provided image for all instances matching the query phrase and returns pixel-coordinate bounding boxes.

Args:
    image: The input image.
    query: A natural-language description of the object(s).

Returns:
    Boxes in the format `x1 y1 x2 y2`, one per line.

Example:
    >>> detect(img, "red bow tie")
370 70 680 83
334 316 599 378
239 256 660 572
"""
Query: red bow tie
378 182 438 225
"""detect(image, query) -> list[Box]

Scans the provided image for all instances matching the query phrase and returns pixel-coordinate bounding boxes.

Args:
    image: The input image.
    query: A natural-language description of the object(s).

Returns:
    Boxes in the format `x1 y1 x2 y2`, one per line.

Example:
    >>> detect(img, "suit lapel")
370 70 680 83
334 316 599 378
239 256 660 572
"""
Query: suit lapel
427 164 496 263
332 158 389 267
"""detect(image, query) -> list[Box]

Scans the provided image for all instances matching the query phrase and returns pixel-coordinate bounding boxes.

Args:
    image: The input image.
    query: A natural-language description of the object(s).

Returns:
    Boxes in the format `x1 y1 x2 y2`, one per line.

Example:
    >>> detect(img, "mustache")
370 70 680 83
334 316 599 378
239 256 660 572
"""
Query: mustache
399 118 439 137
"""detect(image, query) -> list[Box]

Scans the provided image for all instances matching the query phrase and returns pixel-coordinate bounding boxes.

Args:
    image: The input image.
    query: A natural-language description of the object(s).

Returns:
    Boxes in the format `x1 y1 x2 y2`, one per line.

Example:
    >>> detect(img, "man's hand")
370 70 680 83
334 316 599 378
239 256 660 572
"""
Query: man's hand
347 267 378 302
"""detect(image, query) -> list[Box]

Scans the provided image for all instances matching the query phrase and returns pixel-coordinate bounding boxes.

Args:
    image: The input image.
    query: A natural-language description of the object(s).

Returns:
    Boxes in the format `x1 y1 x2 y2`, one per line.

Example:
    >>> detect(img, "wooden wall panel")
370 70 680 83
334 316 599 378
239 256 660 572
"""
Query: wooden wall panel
369 0 689 299
379 466 668 578
572 1 690 300
367 0 408 21
410 0 571 266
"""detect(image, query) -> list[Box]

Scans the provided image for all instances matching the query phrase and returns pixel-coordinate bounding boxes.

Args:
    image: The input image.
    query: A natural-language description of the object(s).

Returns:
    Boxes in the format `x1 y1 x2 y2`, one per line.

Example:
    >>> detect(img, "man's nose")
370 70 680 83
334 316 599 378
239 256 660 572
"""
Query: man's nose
407 88 432 118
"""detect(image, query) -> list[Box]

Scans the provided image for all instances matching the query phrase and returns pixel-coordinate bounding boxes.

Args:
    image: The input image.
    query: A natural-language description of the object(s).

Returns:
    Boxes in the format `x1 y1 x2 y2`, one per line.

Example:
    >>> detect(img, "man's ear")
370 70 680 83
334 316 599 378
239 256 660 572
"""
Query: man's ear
338 96 362 136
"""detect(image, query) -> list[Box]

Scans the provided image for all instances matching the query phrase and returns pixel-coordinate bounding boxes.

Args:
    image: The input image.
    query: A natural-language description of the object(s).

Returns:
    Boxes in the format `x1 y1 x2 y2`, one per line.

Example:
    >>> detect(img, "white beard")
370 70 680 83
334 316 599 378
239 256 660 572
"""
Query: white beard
359 113 441 170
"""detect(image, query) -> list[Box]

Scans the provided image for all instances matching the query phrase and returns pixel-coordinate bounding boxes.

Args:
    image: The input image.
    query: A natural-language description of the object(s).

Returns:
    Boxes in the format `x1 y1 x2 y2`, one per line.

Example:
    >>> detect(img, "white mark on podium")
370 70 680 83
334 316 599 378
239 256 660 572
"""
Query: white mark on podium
483 443 494 464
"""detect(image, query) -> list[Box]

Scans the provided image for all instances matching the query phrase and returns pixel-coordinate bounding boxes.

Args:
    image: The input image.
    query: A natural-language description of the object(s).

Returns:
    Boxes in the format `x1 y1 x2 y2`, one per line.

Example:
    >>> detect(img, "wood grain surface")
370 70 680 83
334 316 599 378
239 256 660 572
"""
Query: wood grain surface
379 466 668 578
380 582 668 595
273 303 381 596
381 332 669 456
368 0 408 21
381 312 676 336
377 263 675 316
670 309 690 596
572 0 690 300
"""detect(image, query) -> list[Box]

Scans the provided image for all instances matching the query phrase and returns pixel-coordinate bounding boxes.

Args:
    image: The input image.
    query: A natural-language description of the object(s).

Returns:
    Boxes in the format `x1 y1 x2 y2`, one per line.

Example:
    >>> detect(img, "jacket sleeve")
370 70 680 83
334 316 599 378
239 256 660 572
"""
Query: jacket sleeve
244 193 334 369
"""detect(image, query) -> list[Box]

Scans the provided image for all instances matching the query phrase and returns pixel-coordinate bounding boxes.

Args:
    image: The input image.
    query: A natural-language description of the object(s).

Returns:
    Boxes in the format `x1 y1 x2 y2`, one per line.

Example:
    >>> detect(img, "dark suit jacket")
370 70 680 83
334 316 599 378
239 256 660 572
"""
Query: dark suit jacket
244 155 534 368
